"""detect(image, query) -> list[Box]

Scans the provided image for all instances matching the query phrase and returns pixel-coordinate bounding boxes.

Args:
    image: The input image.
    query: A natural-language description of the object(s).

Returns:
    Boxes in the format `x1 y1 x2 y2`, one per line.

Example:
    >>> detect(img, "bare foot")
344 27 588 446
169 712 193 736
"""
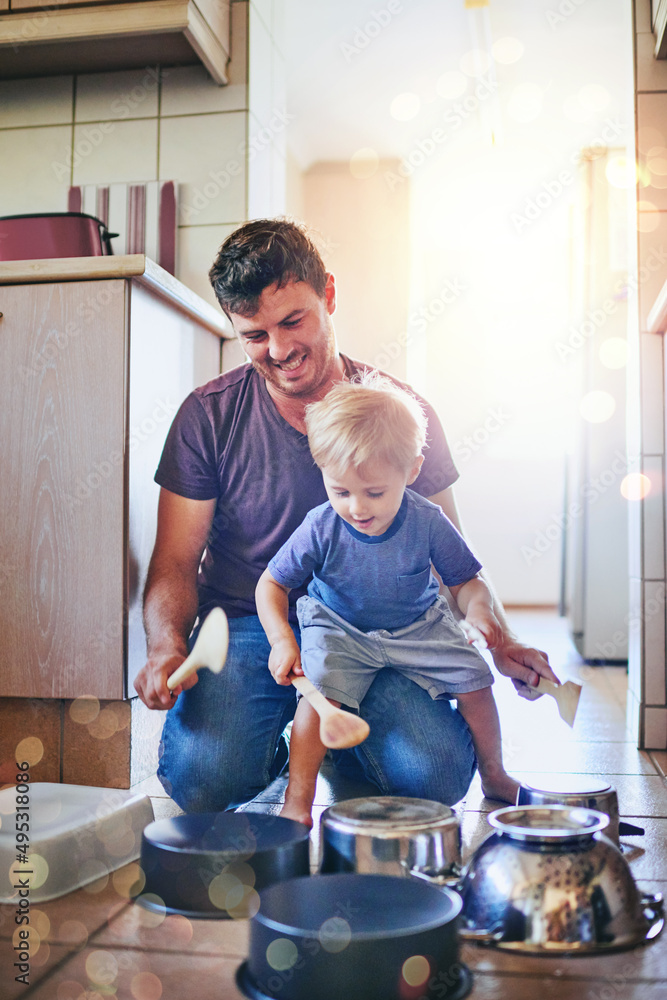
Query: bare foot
480 772 521 805
280 796 314 828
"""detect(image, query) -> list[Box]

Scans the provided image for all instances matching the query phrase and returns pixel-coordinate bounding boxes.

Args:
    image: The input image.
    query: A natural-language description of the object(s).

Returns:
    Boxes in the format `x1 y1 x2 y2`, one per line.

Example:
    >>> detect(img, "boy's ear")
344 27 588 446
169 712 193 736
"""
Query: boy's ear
407 455 424 485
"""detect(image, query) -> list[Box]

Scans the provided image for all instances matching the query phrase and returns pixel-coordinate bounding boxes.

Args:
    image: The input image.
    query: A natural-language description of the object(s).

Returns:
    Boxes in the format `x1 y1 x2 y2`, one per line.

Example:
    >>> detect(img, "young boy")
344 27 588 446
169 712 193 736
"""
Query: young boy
255 374 521 826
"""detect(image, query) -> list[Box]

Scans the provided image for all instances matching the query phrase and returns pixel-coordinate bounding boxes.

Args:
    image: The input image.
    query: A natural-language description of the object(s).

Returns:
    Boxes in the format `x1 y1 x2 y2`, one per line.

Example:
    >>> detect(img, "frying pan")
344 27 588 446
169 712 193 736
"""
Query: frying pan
236 873 472 1000
137 812 310 918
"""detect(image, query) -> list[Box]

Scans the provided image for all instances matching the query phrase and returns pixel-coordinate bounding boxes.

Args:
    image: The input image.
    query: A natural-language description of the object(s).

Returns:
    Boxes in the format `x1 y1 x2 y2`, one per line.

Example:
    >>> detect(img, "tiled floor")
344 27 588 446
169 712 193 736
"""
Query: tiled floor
2 611 666 999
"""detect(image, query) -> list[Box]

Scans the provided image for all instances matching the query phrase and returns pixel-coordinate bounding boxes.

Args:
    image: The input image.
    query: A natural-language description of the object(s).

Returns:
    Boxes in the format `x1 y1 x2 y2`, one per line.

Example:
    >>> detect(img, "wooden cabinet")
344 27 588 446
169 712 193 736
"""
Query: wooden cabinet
0 255 227 700
0 0 230 83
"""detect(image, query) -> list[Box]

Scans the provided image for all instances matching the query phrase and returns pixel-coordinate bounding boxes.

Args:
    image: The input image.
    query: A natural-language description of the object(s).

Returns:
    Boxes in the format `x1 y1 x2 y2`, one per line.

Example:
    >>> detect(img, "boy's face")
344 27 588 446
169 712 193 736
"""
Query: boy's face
321 457 423 537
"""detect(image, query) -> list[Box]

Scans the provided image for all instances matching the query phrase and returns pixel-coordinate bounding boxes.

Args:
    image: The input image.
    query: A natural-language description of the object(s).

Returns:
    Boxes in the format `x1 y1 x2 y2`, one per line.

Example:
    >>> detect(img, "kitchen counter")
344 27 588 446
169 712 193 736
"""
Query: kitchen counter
0 253 231 339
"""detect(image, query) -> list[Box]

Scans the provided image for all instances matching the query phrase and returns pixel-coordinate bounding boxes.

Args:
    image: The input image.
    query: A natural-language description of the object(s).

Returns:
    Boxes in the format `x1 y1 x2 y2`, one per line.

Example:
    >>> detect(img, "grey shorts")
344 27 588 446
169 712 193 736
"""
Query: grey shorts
296 594 494 711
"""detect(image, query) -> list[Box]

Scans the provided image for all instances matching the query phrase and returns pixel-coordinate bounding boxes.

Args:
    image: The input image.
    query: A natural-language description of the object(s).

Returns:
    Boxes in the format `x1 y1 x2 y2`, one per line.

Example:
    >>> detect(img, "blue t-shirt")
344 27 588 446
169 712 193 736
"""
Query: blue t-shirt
155 358 459 621
268 490 482 631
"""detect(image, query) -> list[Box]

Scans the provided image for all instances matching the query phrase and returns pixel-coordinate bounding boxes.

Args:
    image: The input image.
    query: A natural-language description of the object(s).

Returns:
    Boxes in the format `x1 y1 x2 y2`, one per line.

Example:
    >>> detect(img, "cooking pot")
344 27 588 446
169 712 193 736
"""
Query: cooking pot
319 796 462 884
0 212 118 260
137 812 310 918
516 776 644 845
458 805 664 954
236 873 472 1000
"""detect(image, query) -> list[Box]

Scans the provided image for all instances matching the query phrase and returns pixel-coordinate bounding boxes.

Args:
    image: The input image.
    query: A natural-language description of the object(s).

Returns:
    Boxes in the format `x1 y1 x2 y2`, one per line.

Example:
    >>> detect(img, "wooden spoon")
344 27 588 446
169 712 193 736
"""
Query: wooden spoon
167 607 229 690
290 675 370 749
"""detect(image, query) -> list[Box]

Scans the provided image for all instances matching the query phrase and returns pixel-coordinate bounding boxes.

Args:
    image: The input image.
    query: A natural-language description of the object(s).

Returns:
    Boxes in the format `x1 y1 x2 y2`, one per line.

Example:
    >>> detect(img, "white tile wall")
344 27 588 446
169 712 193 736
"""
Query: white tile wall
248 2 274 129
75 69 160 123
72 119 158 186
643 456 666 580
177 224 239 309
636 30 667 91
628 576 643 699
160 112 247 225
641 332 665 453
0 76 73 128
638 216 667 331
644 580 667 704
644 706 667 748
0 125 72 214
637 93 667 212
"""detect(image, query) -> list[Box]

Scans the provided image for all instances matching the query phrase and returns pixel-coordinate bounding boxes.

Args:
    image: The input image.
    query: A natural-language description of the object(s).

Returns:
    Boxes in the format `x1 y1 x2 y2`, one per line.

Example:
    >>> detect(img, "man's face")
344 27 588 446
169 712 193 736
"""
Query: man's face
229 277 340 401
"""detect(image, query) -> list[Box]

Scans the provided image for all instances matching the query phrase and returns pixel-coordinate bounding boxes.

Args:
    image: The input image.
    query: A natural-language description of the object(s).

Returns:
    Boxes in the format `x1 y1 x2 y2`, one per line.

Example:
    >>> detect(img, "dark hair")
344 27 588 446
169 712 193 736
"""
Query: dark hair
208 218 328 316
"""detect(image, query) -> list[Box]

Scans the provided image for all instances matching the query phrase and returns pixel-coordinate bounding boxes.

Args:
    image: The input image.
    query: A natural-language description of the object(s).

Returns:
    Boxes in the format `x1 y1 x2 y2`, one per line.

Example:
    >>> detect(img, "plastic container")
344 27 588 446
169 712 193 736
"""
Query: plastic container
0 782 154 902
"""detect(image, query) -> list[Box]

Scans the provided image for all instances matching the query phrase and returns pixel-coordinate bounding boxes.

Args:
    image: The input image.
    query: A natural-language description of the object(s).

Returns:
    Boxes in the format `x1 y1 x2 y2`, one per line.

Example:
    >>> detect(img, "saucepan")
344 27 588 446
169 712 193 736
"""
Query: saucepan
236 873 472 1000
457 805 663 954
319 796 462 884
137 811 310 918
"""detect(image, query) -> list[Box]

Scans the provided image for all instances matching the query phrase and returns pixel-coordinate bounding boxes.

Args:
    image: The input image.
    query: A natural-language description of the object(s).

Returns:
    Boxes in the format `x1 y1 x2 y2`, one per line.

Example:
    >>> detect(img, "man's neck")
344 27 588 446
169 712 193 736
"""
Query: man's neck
266 356 347 433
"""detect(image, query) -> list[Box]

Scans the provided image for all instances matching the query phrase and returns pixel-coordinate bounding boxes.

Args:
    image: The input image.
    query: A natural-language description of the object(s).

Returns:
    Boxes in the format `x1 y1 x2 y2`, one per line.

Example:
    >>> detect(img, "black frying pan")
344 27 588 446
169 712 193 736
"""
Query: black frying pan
137 811 310 918
236 873 472 1000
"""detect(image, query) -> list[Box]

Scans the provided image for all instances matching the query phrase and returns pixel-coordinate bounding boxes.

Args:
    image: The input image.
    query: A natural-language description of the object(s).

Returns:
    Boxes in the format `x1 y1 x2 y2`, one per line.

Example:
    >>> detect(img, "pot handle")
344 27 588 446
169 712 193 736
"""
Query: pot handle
642 892 664 941
457 926 505 944
404 863 462 887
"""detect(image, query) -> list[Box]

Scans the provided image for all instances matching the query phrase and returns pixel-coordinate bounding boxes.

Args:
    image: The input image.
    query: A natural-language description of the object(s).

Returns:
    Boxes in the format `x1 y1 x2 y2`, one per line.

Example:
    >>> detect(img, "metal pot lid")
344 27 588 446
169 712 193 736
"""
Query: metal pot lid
488 805 609 841
142 812 310 858
520 775 613 796
252 874 462 939
323 796 457 831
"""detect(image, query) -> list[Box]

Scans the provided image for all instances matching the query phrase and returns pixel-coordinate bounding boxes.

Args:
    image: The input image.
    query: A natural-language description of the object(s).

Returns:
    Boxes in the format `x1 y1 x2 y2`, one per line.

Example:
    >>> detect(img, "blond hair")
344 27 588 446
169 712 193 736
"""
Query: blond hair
304 371 427 474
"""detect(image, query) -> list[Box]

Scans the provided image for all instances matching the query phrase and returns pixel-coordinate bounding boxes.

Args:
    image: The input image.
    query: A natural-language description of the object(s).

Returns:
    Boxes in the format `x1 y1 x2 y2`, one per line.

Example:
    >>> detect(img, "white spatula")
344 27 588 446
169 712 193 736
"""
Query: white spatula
290 675 370 749
534 676 582 728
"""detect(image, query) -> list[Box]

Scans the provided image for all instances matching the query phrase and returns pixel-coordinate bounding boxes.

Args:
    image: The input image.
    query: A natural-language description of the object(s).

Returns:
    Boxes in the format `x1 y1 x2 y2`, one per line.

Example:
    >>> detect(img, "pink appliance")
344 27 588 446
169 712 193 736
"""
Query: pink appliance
0 212 117 261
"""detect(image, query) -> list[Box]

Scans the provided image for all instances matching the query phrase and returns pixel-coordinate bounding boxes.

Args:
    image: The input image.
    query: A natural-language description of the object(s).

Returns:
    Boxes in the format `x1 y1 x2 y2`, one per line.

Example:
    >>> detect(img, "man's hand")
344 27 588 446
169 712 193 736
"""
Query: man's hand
491 640 560 699
134 649 199 710
268 636 303 685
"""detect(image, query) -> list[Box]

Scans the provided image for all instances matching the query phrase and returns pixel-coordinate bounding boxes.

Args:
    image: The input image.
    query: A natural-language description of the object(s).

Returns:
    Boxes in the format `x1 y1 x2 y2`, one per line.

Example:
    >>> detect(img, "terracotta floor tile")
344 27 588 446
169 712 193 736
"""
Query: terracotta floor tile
497 741 657 777
0 877 130 942
469 971 667 999
624 818 667 880
26 945 247 1000
91 900 250 956
504 770 667 820
0 942 76 999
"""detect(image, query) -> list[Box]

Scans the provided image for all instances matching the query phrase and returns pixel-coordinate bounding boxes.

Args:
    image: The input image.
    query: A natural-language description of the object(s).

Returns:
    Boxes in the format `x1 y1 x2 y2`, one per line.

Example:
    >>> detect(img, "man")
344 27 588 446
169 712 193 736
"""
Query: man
134 219 557 813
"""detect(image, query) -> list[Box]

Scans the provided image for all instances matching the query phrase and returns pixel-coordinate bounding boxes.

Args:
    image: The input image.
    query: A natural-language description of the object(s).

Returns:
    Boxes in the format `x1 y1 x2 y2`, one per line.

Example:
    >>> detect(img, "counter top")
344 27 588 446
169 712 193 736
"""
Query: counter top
0 254 231 338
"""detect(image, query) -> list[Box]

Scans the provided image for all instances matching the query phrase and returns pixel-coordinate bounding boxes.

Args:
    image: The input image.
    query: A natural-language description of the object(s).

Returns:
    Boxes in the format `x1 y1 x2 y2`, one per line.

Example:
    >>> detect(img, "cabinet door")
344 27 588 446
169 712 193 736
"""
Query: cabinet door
0 280 126 699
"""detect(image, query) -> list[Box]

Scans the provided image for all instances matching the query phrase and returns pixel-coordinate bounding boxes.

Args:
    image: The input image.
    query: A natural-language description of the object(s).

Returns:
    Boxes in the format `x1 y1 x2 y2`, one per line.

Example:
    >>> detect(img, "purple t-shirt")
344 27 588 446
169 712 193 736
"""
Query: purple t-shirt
154 356 459 620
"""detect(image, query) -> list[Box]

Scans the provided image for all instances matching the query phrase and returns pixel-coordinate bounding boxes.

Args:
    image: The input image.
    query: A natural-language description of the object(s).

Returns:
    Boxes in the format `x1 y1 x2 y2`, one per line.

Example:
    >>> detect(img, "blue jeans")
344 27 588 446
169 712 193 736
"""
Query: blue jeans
158 615 477 813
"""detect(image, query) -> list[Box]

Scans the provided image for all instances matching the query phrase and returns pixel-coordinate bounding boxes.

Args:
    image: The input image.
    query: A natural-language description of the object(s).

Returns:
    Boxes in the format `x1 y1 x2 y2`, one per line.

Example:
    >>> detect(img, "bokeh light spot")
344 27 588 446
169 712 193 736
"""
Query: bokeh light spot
402 954 431 987
208 872 243 911
638 126 665 153
131 971 163 1000
57 982 85 1000
492 36 524 64
460 48 492 77
435 70 467 99
580 390 616 423
507 83 543 123
59 920 89 947
87 706 119 740
578 84 610 113
266 937 299 971
113 863 145 899
15 737 44 766
350 148 379 179
135 894 167 927
390 92 421 121
69 696 100 724
85 950 118 987
621 474 651 501
319 916 351 953
228 885 260 919
599 338 627 369
605 155 635 189
80 859 110 894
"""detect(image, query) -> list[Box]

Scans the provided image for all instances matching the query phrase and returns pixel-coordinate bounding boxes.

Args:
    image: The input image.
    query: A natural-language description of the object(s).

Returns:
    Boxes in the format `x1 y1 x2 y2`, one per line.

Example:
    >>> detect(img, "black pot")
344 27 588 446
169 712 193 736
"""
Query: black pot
237 873 472 1000
137 812 310 918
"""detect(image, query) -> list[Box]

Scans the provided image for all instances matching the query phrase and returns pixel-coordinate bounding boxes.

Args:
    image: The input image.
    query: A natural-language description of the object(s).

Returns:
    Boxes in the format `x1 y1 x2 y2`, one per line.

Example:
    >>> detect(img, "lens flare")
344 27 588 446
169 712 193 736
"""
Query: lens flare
621 474 651 500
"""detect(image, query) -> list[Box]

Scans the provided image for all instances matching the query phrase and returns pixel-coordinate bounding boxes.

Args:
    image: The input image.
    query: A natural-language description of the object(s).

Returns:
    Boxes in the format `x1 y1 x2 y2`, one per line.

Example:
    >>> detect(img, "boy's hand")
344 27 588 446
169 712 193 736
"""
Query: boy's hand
268 636 303 685
463 612 503 650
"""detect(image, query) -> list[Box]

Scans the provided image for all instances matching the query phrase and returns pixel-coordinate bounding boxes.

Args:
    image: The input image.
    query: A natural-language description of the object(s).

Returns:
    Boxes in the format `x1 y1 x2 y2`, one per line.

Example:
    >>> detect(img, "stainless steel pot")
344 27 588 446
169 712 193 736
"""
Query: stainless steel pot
516 777 645 845
319 796 462 884
458 805 664 954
